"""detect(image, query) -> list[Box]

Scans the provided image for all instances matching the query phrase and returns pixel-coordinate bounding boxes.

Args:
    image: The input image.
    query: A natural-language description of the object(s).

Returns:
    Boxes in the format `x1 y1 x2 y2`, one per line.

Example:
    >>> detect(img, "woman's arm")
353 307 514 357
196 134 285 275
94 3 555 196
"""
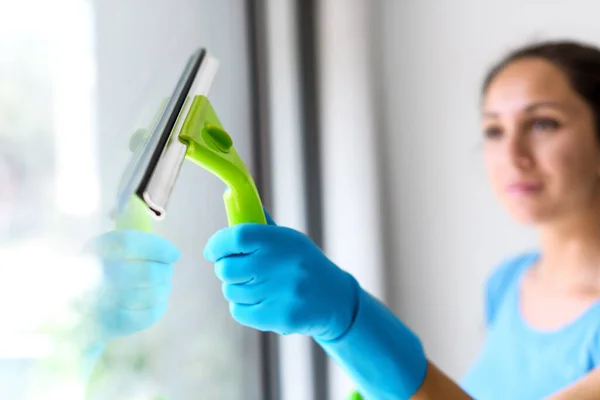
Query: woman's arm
317 288 473 399
340 324 600 400
410 362 472 400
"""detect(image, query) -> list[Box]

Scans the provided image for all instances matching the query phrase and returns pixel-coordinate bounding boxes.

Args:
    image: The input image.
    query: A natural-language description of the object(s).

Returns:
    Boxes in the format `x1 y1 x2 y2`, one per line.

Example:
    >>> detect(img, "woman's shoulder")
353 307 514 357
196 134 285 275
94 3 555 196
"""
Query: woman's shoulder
484 251 539 327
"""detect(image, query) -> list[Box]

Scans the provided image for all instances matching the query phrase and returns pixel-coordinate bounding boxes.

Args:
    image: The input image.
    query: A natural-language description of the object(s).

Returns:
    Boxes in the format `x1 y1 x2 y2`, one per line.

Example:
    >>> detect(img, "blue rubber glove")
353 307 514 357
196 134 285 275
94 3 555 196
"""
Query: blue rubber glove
203 214 358 341
316 288 428 400
78 229 179 379
85 229 180 341
204 214 428 399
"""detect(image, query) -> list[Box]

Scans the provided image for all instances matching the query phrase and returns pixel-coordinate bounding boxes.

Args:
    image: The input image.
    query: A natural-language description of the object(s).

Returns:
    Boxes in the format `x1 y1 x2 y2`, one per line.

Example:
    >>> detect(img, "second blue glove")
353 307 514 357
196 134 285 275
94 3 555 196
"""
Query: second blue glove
203 217 359 341
85 229 181 341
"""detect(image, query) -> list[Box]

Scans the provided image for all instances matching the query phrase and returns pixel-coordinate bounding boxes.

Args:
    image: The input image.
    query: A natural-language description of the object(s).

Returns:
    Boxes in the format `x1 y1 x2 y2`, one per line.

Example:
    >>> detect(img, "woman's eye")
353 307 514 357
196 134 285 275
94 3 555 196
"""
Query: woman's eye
484 127 502 139
532 118 560 131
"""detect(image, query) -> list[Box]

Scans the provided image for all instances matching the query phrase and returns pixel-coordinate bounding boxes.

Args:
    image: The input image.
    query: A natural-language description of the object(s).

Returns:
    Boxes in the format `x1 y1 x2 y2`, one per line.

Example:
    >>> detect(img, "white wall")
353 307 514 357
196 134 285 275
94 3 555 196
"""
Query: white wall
373 0 600 380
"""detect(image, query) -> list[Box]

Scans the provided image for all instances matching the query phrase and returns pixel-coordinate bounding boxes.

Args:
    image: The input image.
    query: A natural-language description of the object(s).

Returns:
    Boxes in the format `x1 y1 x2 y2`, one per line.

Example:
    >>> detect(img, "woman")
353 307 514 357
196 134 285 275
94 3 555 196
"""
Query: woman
203 39 600 399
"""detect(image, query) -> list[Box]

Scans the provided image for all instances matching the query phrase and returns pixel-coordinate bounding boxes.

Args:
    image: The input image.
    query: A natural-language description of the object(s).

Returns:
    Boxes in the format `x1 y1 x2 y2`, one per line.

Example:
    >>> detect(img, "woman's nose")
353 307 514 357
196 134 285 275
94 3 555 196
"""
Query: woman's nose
505 131 534 170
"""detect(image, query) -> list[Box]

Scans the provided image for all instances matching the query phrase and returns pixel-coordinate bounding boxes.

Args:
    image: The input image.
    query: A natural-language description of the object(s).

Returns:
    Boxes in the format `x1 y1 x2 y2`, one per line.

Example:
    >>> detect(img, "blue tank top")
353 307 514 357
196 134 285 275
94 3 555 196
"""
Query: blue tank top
461 252 600 399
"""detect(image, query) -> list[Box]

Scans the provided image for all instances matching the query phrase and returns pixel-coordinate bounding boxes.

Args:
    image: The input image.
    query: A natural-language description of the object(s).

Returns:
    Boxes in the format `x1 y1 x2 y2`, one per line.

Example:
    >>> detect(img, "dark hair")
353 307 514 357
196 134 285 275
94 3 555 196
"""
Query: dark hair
482 40 600 136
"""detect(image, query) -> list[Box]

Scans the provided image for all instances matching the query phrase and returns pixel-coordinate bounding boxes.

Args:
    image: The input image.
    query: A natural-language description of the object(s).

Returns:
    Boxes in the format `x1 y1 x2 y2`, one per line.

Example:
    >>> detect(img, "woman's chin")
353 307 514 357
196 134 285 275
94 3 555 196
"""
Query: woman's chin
506 206 550 226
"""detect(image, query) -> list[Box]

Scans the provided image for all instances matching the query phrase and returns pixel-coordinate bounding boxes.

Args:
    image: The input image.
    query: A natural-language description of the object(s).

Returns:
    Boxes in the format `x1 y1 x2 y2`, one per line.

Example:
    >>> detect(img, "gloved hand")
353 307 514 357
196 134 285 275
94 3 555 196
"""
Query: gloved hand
84 229 180 342
205 213 428 400
203 213 359 341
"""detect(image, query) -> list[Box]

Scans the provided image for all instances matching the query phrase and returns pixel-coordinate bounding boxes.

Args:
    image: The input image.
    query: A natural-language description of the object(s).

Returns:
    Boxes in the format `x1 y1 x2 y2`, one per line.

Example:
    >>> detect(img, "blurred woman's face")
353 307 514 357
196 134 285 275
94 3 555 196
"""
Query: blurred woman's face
482 57 600 225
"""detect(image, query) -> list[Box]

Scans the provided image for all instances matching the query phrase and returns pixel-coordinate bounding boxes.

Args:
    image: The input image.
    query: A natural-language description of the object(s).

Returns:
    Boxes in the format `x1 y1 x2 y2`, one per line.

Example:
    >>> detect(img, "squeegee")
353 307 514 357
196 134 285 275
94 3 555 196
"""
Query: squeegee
113 48 266 230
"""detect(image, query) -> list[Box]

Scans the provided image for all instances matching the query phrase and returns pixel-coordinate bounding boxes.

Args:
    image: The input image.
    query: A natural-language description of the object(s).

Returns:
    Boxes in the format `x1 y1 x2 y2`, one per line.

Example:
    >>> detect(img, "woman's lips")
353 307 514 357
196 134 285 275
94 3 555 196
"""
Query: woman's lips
506 182 543 196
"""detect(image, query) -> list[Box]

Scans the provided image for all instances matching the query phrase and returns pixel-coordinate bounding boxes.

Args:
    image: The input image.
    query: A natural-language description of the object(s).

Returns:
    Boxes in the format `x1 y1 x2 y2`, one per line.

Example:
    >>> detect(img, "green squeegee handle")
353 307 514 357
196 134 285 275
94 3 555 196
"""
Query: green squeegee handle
179 95 266 226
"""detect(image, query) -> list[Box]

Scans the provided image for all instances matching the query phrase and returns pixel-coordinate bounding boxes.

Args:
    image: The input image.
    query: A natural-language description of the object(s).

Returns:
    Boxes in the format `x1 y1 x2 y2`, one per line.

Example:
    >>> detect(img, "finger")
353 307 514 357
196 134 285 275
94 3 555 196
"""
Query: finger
84 230 181 263
222 281 267 305
229 298 302 334
203 224 274 261
229 302 271 331
213 255 261 284
104 284 172 310
102 261 174 287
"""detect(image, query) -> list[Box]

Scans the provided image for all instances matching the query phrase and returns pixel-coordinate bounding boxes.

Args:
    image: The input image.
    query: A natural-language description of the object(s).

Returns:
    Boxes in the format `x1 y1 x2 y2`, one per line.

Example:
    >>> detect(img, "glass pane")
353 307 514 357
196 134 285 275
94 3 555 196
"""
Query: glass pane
0 0 264 399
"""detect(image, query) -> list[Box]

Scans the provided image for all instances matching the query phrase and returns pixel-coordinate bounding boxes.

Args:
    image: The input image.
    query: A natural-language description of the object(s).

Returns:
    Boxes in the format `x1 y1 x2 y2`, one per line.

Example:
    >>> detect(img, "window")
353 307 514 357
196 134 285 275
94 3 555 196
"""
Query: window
1 1 265 399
